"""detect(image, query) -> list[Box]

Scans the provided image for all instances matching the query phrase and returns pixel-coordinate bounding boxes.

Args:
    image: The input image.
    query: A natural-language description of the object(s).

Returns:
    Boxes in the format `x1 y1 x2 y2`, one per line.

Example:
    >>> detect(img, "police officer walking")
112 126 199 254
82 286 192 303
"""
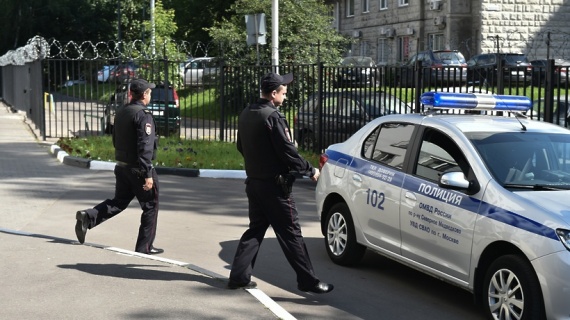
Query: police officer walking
227 72 334 294
74 78 163 255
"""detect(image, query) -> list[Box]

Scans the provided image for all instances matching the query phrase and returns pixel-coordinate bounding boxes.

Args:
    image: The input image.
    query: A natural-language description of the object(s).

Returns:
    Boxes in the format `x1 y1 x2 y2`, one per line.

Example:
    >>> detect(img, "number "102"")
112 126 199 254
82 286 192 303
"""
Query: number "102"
366 188 385 210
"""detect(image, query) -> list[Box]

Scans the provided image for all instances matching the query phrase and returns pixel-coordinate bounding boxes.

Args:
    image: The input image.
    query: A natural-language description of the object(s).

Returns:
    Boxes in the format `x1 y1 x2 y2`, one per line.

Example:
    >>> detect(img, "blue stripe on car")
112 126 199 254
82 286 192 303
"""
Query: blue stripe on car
325 150 559 241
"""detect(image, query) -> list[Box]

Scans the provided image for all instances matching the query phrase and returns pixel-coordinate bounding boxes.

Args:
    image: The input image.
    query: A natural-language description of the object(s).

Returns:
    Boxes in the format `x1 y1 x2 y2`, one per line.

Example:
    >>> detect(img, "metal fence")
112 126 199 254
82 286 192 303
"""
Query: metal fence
2 56 569 153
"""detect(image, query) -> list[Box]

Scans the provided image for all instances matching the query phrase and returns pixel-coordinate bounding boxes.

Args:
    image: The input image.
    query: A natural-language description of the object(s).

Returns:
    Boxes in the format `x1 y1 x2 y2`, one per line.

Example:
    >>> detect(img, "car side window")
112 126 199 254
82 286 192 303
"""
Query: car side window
322 97 338 115
338 97 360 118
362 122 415 169
301 97 317 113
414 128 469 182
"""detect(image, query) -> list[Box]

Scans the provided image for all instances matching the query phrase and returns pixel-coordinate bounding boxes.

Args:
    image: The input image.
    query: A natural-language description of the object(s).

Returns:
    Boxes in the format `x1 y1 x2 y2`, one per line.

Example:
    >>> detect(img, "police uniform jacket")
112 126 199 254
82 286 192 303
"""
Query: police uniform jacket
237 98 315 179
113 100 157 178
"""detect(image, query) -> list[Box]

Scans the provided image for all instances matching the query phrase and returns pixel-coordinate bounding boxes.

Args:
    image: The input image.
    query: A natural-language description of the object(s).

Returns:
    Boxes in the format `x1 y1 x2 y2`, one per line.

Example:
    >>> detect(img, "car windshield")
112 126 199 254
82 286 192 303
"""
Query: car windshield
341 56 375 67
433 51 466 64
468 131 570 189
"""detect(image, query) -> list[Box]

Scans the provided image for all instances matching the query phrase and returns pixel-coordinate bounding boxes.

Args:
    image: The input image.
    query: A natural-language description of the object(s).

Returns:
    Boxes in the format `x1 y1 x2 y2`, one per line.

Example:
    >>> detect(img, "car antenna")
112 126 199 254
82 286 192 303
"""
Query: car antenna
512 112 527 131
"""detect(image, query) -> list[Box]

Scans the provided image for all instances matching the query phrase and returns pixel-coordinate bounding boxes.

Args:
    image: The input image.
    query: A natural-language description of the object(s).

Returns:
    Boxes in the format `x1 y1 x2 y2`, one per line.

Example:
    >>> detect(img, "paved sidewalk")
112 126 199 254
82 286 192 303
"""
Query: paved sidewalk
0 103 293 319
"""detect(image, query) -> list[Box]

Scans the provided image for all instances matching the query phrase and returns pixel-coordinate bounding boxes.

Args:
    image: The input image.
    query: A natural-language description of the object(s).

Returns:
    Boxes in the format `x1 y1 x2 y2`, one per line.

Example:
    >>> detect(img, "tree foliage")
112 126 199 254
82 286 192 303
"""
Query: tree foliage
206 0 349 65
0 0 348 65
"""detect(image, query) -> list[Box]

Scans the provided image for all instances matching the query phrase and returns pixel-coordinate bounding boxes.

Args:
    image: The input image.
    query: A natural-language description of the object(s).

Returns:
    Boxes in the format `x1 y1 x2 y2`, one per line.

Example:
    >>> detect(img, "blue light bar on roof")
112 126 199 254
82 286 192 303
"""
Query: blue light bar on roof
420 92 531 112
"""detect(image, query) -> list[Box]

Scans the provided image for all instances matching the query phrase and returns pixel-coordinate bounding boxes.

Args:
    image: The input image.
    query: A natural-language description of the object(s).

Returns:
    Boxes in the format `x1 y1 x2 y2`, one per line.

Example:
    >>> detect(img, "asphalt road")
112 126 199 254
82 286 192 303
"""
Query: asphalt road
0 104 485 319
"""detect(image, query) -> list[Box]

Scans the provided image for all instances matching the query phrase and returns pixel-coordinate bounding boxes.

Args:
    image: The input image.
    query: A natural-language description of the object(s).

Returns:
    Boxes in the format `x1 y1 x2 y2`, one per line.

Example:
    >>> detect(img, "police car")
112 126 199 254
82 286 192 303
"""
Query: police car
316 91 570 320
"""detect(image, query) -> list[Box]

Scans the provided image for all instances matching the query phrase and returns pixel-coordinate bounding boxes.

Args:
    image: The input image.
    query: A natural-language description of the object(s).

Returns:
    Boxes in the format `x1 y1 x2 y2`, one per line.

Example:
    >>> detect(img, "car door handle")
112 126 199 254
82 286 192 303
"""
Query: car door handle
405 191 417 202
352 174 362 183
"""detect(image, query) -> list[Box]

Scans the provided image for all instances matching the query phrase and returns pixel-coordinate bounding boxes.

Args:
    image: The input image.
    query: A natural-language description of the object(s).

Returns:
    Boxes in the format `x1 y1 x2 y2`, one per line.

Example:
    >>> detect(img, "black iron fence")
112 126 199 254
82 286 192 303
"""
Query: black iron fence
2 57 569 153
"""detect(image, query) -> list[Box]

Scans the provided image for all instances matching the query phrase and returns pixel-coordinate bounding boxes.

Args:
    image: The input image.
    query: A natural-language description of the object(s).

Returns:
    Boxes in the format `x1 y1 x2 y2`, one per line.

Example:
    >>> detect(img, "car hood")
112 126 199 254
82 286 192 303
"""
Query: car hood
519 191 570 225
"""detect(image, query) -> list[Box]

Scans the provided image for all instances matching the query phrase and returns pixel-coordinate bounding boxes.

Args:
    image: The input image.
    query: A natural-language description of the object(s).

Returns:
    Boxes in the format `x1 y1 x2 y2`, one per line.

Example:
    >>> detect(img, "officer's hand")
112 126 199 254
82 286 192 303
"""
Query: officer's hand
311 168 320 181
143 177 153 191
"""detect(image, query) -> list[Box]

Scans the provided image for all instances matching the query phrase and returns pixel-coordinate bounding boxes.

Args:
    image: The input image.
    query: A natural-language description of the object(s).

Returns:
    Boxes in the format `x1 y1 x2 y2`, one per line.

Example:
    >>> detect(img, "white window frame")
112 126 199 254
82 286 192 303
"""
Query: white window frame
377 38 389 65
398 0 409 6
428 34 445 50
379 0 388 10
363 0 370 13
346 0 355 17
360 41 370 56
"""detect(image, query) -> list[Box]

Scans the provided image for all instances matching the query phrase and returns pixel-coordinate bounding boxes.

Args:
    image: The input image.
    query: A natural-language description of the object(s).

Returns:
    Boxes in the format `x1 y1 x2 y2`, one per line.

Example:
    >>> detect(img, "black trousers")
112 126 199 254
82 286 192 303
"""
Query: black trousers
229 178 319 287
83 165 159 254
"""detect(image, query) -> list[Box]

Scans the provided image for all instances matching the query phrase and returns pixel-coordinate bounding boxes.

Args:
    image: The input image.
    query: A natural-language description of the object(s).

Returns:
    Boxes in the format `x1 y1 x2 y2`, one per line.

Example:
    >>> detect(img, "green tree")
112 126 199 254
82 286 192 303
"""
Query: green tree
206 0 349 65
0 0 117 55
166 0 235 51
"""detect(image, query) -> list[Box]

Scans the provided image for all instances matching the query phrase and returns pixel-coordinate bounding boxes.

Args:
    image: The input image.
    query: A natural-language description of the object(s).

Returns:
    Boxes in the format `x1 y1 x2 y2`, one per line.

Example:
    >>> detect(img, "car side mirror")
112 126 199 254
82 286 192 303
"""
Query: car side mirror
439 171 470 190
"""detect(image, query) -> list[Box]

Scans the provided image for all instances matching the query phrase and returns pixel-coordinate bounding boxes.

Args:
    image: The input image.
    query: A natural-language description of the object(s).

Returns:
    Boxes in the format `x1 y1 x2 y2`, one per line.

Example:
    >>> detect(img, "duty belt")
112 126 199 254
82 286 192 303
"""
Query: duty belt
116 161 136 167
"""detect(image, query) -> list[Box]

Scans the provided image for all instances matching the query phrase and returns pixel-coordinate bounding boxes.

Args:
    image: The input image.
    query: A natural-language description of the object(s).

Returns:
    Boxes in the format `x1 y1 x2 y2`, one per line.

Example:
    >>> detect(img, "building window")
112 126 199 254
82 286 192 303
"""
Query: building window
377 38 390 65
429 34 445 50
397 37 411 62
330 3 339 30
346 0 355 16
398 0 409 6
360 41 370 56
363 0 370 13
379 0 388 10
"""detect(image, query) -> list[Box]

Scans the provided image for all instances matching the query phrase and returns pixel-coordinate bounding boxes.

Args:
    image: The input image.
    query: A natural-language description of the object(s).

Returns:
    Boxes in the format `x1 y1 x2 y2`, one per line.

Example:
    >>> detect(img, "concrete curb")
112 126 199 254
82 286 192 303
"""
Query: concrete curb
49 144 247 179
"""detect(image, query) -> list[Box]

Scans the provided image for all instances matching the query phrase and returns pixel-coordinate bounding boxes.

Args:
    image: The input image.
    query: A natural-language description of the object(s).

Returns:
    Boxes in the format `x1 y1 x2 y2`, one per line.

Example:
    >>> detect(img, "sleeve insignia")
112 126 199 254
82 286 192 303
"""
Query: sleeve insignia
145 123 152 135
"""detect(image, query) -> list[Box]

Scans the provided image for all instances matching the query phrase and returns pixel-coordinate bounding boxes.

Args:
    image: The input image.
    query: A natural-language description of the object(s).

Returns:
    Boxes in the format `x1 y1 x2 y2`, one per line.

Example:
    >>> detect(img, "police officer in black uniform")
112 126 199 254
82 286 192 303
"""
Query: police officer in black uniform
74 78 163 255
227 72 334 294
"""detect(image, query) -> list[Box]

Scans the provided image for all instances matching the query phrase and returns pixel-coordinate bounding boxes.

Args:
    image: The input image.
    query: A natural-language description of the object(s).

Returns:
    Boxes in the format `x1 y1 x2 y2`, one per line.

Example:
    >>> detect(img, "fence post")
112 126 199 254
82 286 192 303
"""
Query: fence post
544 58 555 123
497 58 504 94
414 59 422 113
317 61 324 152
219 61 226 141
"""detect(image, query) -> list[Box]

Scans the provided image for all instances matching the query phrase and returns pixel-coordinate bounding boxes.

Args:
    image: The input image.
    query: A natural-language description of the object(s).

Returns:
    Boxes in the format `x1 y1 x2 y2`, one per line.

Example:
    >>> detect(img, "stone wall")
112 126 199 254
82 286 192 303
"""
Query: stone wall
337 0 570 64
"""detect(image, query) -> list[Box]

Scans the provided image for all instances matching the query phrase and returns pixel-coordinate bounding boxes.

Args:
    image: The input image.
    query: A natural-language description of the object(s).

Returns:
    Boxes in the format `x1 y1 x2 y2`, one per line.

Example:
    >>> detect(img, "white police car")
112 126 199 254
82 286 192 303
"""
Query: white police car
316 91 570 320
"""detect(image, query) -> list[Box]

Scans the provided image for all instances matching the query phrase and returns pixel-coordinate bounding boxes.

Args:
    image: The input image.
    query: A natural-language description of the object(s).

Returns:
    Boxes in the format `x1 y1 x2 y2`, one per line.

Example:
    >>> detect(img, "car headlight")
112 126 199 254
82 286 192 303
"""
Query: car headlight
556 229 570 250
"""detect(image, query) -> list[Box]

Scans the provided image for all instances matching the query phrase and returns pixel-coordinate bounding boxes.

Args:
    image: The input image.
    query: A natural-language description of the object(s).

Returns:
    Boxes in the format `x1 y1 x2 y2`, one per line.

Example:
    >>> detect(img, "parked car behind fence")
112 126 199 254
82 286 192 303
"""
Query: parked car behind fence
105 81 180 136
180 57 220 87
334 56 378 88
294 90 410 151
466 53 532 86
397 50 467 87
530 59 570 85
530 96 570 127
97 65 117 83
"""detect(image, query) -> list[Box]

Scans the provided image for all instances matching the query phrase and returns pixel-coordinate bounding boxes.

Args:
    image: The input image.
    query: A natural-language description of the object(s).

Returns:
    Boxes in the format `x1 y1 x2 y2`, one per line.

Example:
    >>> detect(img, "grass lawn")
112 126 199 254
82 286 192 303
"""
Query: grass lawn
56 135 321 170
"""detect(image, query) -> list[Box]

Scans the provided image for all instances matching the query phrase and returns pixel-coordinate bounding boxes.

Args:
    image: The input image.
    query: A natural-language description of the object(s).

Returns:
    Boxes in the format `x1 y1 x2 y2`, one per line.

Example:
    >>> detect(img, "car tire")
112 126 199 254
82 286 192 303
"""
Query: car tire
482 254 544 320
324 202 366 266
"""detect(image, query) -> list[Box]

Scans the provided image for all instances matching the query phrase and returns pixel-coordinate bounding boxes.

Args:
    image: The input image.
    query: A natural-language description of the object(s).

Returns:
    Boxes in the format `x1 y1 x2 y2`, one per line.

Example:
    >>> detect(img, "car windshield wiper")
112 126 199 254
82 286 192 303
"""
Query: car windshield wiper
503 183 570 191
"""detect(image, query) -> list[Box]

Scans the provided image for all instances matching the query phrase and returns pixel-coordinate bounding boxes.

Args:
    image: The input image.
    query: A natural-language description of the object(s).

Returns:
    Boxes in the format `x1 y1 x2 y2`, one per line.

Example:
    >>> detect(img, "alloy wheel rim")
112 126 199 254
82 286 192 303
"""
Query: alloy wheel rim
327 212 347 256
488 268 524 320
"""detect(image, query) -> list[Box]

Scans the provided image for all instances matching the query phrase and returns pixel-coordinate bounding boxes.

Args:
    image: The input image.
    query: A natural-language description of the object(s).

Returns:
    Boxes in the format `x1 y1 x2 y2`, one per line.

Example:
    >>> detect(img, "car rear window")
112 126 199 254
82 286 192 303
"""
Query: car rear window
433 51 466 64
504 54 529 63
151 87 175 103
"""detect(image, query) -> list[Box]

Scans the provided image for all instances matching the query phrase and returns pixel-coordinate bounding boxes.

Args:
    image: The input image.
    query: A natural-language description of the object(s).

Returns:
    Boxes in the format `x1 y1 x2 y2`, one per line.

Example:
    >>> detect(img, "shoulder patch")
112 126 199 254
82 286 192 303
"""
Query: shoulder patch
145 123 152 135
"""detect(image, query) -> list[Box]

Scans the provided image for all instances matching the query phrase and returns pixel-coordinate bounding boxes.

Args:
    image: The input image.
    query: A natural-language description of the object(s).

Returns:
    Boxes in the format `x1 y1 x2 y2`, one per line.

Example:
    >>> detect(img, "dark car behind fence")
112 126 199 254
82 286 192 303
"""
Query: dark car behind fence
1 57 567 153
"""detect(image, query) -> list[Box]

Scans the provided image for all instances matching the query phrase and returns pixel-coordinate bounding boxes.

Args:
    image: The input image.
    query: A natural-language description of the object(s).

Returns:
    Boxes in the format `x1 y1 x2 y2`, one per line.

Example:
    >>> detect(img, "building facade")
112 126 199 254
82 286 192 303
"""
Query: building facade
332 0 570 65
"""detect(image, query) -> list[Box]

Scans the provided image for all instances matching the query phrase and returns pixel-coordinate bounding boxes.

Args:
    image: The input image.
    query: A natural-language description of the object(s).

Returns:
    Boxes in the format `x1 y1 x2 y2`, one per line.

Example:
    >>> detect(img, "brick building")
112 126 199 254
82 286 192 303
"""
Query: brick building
331 0 570 65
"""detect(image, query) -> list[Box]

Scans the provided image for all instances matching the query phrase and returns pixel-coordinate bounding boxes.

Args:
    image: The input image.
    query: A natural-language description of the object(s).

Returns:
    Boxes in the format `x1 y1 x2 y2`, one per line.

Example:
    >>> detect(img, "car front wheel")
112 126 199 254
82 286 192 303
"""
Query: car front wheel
324 203 366 266
482 254 544 320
